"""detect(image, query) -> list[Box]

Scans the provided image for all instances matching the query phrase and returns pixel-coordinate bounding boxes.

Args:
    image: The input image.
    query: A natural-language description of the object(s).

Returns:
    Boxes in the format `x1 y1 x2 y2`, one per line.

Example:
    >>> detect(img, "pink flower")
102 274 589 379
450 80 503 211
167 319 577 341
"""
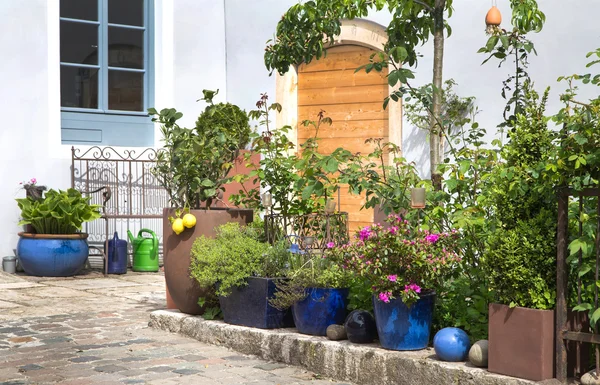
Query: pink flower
425 234 440 243
404 283 421 293
379 291 391 303
388 226 398 235
31 178 37 184
387 275 397 282
358 227 372 241
326 242 335 249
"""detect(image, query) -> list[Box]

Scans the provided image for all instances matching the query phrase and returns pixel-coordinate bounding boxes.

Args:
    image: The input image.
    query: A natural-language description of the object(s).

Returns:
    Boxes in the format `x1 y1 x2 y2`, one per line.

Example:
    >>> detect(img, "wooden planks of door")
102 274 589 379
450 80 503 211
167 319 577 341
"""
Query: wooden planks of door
297 45 389 232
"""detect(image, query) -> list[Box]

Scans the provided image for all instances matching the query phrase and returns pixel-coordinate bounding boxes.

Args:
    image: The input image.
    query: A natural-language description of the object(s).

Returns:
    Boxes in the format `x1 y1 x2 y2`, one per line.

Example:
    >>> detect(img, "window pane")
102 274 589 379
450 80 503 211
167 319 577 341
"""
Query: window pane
60 0 97 21
61 66 99 108
60 21 98 65
109 70 143 111
108 0 144 26
108 27 144 69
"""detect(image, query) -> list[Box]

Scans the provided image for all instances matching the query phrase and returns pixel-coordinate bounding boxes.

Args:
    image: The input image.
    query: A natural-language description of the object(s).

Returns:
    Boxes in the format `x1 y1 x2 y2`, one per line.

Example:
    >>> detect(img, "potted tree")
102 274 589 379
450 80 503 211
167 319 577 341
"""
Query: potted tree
484 86 559 381
16 188 101 277
150 89 253 315
328 216 461 350
190 221 293 329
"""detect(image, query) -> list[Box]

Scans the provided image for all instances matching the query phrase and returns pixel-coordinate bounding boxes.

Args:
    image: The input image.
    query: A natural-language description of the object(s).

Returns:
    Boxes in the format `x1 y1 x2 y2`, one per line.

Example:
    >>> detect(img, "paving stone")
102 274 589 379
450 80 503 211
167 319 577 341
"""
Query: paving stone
41 336 72 344
255 363 289 371
93 365 127 373
172 368 201 375
175 354 207 362
17 364 43 372
69 356 101 363
146 366 175 373
120 356 149 362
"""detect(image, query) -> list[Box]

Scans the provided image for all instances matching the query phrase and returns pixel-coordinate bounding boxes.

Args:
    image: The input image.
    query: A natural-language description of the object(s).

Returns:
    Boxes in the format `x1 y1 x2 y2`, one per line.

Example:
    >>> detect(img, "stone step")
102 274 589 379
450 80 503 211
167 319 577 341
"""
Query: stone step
149 310 535 385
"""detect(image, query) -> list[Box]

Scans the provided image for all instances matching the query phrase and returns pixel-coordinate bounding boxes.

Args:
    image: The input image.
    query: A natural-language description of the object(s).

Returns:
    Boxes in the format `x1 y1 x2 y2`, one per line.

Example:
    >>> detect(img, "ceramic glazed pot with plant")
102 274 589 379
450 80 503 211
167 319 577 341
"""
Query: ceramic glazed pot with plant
16 188 101 277
190 221 294 328
327 215 461 350
149 89 253 315
269 238 352 336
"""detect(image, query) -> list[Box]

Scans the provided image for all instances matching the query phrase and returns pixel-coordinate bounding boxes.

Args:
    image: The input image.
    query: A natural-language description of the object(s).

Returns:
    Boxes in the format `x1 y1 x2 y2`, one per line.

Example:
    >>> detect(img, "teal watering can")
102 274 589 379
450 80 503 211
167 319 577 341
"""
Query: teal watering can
127 229 159 272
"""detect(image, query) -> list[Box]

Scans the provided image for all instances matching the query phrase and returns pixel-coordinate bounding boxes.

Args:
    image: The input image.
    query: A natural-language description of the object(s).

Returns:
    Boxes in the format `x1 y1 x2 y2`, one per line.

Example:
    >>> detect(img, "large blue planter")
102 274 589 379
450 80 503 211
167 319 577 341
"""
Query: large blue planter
218 277 294 329
373 291 436 350
16 233 89 277
292 287 349 336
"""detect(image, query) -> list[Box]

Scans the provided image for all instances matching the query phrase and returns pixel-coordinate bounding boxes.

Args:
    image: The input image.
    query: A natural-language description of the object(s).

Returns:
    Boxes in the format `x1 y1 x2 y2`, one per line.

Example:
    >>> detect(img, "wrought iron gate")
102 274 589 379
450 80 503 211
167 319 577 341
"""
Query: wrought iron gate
71 146 168 269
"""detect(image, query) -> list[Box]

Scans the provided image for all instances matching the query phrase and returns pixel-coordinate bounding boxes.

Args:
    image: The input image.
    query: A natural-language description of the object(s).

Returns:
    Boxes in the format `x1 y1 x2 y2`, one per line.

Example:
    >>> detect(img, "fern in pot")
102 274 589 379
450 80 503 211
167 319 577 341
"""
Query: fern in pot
16 188 101 277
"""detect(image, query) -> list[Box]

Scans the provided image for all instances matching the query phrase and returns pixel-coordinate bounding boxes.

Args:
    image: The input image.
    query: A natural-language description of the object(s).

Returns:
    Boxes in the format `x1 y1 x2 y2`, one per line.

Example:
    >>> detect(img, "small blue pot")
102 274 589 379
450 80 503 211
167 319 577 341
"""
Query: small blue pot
17 233 89 277
292 287 349 336
373 291 436 351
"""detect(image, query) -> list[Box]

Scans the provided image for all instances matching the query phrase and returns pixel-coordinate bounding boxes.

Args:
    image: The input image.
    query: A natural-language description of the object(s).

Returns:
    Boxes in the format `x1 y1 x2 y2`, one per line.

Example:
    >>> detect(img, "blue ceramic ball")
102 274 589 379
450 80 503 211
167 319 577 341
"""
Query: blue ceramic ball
433 327 471 362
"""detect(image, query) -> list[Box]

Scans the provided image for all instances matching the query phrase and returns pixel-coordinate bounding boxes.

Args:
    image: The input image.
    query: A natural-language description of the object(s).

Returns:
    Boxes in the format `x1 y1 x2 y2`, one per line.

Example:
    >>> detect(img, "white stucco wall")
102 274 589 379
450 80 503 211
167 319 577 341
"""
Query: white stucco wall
0 0 227 257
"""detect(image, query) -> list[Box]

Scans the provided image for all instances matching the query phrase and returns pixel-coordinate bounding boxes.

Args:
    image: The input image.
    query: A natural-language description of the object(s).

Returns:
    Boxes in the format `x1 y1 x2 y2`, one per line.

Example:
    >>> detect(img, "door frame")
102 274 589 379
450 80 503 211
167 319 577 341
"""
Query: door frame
276 19 402 156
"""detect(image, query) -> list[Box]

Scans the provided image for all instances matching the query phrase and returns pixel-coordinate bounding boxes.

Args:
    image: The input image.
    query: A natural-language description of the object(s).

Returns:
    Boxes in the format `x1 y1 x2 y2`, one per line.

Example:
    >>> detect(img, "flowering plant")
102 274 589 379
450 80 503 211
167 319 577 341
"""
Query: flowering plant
327 215 461 306
19 178 37 186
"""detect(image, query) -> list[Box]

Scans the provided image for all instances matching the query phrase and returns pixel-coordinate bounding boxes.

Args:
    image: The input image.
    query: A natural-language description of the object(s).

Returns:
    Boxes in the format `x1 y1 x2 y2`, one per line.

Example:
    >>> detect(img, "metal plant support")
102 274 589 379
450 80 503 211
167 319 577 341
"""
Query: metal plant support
71 146 169 272
556 187 600 383
264 212 350 251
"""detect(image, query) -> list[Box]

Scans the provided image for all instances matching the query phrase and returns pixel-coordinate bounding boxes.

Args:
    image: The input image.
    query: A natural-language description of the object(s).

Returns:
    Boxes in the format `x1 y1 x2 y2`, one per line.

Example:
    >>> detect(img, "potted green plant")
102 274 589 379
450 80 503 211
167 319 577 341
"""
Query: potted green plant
190 221 293 328
16 188 101 277
483 85 559 381
149 89 253 315
269 237 352 336
328 215 461 350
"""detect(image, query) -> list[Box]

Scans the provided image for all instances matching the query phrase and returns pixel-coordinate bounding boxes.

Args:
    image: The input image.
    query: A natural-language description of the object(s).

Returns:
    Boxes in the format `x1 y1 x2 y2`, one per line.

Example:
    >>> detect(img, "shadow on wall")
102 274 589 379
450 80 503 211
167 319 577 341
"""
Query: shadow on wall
403 125 431 179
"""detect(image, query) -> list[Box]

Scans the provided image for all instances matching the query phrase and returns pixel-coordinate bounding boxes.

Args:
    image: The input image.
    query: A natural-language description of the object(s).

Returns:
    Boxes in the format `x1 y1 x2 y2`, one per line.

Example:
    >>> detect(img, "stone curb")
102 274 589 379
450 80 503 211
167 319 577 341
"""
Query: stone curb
149 310 534 385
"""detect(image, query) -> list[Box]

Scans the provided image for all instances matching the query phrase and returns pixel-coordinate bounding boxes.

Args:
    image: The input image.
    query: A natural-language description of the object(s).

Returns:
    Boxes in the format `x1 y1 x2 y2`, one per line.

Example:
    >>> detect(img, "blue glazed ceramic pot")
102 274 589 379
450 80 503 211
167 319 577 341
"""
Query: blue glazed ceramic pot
373 291 436 350
218 277 294 329
17 233 89 277
292 287 349 336
433 327 471 362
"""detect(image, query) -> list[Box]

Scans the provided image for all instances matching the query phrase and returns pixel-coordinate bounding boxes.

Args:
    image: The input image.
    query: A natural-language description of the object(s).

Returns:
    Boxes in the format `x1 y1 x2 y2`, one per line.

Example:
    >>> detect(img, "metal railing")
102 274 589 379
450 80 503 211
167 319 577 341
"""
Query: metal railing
556 187 600 382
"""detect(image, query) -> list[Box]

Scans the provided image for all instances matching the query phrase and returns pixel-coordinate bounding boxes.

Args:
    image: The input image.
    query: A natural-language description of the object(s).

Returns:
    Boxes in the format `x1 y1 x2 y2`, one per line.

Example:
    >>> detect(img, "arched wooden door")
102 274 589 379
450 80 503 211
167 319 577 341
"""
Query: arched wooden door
297 45 389 231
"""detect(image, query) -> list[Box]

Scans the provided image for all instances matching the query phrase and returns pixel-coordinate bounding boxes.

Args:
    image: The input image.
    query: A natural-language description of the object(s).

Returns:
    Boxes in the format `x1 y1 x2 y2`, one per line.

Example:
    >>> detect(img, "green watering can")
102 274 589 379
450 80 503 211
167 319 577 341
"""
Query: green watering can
127 229 159 272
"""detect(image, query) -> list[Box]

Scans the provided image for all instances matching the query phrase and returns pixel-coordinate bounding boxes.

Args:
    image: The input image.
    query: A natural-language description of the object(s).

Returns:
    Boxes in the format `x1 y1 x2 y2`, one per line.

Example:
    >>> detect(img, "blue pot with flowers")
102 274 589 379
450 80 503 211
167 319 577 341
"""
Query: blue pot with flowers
326 215 461 351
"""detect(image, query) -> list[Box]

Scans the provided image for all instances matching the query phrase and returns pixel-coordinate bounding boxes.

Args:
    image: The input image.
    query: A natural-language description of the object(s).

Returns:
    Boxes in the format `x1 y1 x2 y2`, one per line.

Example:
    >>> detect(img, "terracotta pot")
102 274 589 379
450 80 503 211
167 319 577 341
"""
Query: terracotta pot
485 6 502 27
165 285 177 310
489 303 554 381
162 208 253 315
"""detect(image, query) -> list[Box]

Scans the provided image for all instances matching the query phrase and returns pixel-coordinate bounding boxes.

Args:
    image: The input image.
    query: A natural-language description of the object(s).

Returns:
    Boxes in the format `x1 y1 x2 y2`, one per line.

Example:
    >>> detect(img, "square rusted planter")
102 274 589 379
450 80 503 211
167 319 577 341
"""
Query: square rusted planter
488 303 554 381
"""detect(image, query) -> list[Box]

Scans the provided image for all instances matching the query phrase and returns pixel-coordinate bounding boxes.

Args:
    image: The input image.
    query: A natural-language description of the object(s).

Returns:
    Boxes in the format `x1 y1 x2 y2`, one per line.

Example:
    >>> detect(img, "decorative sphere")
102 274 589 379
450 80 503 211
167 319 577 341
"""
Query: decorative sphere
344 310 377 343
433 327 471 362
468 340 489 367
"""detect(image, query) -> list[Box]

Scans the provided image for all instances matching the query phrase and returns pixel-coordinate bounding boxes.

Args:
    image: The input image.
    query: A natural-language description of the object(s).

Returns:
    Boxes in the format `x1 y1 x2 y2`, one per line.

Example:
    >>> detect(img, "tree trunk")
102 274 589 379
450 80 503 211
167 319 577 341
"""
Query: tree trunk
430 0 446 190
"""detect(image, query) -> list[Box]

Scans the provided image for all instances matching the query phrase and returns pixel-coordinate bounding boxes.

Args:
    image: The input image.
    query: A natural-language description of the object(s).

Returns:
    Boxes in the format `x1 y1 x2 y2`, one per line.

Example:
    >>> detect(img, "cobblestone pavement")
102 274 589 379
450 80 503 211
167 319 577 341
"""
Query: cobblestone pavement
0 271 352 385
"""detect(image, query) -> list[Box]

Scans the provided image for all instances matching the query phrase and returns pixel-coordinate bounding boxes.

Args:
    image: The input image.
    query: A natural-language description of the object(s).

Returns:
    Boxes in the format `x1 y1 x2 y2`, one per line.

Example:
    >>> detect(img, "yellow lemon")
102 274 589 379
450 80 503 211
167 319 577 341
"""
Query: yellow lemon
172 218 185 235
182 213 197 229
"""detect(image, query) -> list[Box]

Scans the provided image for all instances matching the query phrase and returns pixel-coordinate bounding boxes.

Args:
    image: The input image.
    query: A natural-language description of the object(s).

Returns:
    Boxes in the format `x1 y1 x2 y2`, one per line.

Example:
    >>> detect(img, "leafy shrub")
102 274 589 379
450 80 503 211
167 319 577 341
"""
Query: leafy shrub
17 188 101 234
483 84 557 310
190 223 267 296
190 222 290 297
149 89 251 209
486 210 557 309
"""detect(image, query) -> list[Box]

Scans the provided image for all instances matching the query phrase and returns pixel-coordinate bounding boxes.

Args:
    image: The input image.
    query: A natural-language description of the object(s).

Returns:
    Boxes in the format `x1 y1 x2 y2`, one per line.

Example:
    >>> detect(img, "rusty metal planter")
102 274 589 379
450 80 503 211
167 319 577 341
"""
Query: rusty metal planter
488 303 555 381
162 208 253 315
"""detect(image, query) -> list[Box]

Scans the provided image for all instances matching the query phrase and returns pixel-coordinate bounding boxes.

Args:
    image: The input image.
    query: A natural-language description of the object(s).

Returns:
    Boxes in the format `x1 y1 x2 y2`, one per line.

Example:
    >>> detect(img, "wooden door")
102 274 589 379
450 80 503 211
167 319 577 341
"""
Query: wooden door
297 45 389 232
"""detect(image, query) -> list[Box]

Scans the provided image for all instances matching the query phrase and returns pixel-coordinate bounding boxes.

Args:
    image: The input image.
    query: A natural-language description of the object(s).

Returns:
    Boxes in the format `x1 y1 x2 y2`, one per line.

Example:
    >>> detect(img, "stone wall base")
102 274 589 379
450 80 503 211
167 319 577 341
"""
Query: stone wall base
149 310 534 385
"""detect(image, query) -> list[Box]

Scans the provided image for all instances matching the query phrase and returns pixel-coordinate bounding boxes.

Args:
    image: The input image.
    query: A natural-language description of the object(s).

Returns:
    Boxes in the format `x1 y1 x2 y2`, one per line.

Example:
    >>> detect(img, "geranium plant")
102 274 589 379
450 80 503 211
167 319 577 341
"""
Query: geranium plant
327 214 461 306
